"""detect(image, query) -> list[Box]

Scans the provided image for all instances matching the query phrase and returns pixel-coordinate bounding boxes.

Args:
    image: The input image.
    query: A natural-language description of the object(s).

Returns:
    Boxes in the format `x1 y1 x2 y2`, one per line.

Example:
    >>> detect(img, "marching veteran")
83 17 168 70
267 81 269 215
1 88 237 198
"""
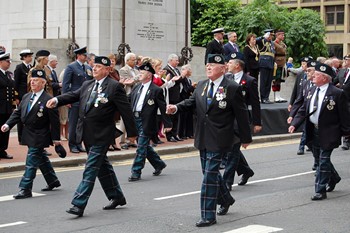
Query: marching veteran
289 63 350 200
167 54 252 227
46 56 137 217
1 69 62 199
128 62 172 181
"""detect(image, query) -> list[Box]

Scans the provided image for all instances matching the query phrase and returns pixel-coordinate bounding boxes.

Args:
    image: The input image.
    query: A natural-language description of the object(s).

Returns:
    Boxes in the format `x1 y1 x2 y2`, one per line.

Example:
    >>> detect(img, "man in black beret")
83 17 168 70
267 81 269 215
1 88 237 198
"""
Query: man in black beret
289 63 350 200
46 56 138 217
167 54 252 227
128 62 172 181
1 69 62 198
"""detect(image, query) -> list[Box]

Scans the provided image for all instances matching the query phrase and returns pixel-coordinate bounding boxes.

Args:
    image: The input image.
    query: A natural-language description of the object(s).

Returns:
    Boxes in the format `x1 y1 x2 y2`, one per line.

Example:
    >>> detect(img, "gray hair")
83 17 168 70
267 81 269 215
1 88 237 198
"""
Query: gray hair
167 54 178 62
227 31 236 39
316 57 327 63
181 64 192 72
48 54 57 62
232 59 245 70
124 53 136 63
87 53 95 61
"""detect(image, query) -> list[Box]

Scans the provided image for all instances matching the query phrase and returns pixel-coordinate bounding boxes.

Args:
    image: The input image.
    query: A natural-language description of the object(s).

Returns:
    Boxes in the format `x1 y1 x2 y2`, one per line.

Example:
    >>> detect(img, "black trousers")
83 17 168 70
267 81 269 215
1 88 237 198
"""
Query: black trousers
0 113 11 156
166 113 179 139
259 67 273 101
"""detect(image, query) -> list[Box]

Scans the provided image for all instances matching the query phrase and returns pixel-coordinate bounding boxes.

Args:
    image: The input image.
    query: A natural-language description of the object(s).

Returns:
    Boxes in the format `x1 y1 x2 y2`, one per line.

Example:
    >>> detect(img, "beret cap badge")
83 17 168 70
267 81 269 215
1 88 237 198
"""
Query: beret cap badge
320 66 326 71
214 56 222 62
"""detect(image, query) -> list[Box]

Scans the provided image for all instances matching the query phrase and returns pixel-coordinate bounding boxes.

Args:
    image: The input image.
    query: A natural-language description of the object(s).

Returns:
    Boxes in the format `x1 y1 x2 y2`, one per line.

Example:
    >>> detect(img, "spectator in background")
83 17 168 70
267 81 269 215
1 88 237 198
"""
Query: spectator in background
58 69 69 141
108 53 121 151
14 49 34 144
47 54 61 97
163 54 183 142
178 64 195 139
243 33 260 80
286 57 294 69
87 53 95 69
204 28 225 64
119 53 139 149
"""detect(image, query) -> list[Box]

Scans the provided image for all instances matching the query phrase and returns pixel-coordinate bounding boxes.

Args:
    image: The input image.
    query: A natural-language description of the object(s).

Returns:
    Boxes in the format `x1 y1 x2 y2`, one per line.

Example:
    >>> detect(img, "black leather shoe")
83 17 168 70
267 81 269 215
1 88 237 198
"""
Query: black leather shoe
175 136 184 141
261 99 273 104
167 136 177 142
306 147 311 152
312 164 318 171
297 149 304 155
195 219 217 227
0 154 13 159
129 143 137 148
128 174 141 182
121 144 129 150
13 189 32 199
70 148 80 153
153 164 167 176
156 140 164 144
311 193 327 201
77 146 86 152
41 181 61 191
66 205 84 217
238 171 254 185
341 144 349 150
103 197 127 210
217 198 235 215
326 176 341 192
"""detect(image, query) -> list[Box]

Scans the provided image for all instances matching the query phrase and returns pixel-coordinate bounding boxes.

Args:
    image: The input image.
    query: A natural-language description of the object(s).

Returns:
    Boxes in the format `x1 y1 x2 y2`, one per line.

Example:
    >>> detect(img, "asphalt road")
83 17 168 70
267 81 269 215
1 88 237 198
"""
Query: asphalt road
0 139 350 233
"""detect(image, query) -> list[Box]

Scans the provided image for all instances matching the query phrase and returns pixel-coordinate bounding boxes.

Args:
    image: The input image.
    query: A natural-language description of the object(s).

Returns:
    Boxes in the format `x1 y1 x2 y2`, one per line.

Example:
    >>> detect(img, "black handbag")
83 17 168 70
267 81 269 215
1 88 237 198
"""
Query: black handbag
259 55 274 69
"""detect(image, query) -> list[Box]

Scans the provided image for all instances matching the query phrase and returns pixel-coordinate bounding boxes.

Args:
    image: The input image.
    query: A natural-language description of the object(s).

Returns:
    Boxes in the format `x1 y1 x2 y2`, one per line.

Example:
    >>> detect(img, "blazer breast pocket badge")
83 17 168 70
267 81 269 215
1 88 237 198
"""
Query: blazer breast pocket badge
327 99 335 110
218 100 227 109
148 99 155 105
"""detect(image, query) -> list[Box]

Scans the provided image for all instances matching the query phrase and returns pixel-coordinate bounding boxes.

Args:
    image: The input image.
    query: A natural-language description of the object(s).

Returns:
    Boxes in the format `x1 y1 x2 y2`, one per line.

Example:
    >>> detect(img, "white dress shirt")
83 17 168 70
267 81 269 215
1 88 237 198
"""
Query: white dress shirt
208 75 224 96
309 83 329 125
233 71 243 84
29 89 45 111
135 80 152 112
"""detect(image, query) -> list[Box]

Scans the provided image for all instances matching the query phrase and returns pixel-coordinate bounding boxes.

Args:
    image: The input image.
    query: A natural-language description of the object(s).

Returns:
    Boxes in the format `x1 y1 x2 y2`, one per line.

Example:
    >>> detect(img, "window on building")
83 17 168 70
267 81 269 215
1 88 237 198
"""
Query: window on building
327 44 343 59
303 6 320 13
302 0 320 3
326 5 344 25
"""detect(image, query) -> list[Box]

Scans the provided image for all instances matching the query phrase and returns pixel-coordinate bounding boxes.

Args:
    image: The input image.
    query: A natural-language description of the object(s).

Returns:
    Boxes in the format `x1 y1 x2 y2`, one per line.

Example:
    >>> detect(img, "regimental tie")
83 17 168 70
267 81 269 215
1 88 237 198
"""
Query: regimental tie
133 85 144 112
85 82 99 112
26 93 36 115
312 87 320 114
207 81 215 107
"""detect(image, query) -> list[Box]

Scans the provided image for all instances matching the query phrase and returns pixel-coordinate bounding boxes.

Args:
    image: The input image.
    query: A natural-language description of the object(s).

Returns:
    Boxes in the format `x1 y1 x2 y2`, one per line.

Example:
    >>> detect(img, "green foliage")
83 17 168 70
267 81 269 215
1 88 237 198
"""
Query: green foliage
226 0 290 48
286 9 328 61
191 0 241 47
191 0 328 61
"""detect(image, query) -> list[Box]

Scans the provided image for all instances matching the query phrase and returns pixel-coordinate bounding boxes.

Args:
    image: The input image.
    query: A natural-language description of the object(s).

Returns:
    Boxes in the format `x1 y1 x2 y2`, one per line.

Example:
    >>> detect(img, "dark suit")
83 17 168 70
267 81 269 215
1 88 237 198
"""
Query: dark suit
163 64 182 139
204 39 224 64
178 77 195 138
176 77 252 221
62 61 92 150
223 42 240 61
129 82 172 176
49 68 61 97
290 71 307 105
223 72 261 187
14 63 30 100
0 71 16 157
56 77 137 208
14 63 31 143
333 68 350 147
5 90 60 190
292 84 350 194
243 46 260 80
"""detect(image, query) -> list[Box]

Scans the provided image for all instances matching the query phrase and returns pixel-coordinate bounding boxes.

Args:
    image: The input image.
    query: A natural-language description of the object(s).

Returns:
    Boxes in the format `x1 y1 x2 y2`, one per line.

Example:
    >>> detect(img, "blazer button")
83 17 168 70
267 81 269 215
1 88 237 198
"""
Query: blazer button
205 114 208 117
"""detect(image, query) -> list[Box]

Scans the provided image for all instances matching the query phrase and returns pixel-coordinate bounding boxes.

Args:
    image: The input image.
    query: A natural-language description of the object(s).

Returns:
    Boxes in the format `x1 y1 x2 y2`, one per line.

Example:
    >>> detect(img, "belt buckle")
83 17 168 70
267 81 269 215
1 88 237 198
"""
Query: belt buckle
134 112 140 118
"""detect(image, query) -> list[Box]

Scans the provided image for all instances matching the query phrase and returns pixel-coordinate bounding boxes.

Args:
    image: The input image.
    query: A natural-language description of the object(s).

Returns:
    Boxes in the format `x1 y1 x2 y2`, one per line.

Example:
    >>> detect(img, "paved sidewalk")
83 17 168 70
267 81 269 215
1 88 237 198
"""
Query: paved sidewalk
0 132 302 173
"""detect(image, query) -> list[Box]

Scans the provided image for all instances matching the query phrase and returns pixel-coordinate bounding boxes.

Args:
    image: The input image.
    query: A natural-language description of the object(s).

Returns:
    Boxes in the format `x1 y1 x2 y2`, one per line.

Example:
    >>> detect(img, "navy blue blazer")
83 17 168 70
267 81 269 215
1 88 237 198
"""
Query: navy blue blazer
62 61 93 106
